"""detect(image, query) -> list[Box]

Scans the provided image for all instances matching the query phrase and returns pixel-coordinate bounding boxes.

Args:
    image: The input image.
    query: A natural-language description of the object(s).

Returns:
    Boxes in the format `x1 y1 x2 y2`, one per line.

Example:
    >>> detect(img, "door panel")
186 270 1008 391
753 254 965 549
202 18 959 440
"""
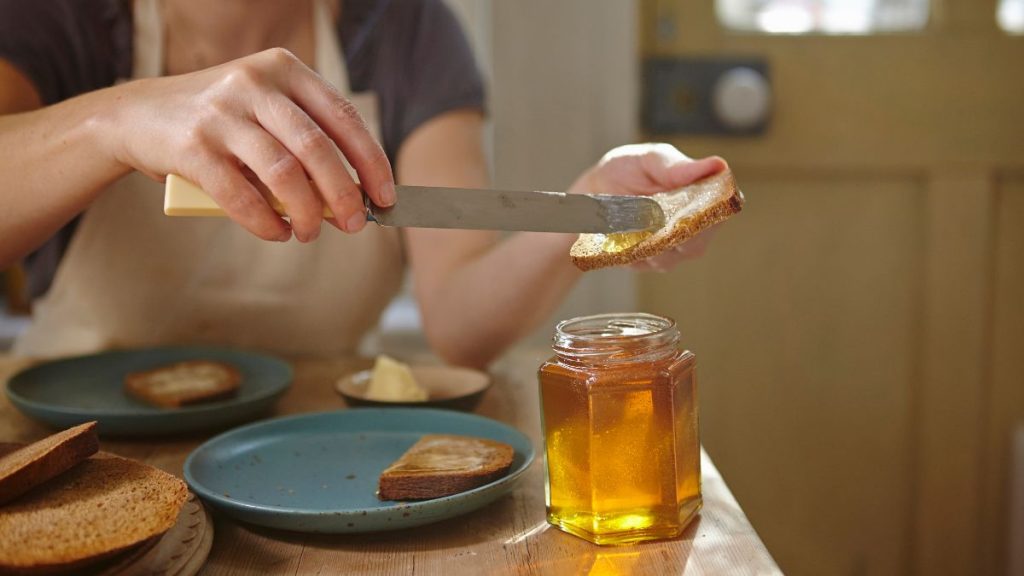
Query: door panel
642 176 922 575
984 175 1024 576
639 2 1024 574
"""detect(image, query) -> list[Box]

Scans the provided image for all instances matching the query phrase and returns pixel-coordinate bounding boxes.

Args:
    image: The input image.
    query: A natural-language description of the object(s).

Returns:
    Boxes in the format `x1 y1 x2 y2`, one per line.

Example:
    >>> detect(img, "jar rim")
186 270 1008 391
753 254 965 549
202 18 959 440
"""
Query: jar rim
553 312 678 354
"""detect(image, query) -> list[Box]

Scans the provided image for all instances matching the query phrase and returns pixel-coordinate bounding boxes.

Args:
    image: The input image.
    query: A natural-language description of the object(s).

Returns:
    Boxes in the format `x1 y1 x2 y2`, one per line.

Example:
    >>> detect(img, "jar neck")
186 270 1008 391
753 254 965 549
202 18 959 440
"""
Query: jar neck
552 313 680 367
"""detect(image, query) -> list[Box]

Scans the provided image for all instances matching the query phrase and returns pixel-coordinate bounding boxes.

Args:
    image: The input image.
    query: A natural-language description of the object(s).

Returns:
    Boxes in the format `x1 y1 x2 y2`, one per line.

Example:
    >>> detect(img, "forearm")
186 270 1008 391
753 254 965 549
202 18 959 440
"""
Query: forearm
402 111 599 367
416 231 582 368
0 88 129 267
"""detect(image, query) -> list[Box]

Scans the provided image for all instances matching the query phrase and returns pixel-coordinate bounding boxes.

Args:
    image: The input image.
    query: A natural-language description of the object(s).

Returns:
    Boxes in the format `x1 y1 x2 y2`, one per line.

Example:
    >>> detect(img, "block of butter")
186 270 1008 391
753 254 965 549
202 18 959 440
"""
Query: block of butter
364 355 429 402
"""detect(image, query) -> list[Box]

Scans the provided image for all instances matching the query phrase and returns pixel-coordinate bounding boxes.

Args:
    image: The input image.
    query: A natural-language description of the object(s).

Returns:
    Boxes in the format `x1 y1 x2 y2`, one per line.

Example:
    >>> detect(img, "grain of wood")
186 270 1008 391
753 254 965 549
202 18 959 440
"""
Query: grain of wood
0 352 780 575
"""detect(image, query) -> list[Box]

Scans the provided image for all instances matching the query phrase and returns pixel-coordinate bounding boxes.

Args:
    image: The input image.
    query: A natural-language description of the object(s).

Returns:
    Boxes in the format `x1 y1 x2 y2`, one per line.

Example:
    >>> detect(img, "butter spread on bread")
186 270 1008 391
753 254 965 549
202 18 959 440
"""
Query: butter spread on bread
378 434 514 500
570 169 743 270
124 360 241 408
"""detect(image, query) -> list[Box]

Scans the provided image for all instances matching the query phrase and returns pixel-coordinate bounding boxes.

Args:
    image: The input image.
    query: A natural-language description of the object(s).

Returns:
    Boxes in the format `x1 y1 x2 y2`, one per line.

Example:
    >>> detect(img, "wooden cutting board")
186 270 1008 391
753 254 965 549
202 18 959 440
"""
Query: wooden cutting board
99 491 213 576
0 444 212 576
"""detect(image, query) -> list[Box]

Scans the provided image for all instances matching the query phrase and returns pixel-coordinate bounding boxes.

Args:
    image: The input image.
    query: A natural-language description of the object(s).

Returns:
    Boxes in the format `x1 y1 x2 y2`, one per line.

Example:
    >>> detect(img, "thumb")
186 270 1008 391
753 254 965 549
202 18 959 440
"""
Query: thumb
660 156 728 189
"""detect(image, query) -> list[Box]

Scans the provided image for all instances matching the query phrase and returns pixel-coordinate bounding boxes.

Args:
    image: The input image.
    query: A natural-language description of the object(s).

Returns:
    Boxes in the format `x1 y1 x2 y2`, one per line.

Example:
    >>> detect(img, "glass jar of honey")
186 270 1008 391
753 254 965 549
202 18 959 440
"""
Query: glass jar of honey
538 312 700 545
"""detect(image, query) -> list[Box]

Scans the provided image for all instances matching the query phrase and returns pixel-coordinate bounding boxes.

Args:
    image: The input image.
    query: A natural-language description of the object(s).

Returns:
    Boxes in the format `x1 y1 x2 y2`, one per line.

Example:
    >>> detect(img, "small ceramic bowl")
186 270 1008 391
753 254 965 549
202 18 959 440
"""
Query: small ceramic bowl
335 365 490 412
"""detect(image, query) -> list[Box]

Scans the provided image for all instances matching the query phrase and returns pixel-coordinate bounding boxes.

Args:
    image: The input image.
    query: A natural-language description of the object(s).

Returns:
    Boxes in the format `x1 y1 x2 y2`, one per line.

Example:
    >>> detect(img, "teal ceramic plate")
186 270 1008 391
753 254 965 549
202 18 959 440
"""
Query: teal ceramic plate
5 347 292 437
183 408 535 533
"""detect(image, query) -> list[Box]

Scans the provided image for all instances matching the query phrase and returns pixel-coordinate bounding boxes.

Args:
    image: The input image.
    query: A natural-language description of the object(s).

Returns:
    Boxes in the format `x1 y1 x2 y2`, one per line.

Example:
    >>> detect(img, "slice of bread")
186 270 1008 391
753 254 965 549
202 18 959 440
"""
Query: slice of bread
0 422 99 506
570 169 744 271
124 360 241 408
0 445 188 575
378 434 515 501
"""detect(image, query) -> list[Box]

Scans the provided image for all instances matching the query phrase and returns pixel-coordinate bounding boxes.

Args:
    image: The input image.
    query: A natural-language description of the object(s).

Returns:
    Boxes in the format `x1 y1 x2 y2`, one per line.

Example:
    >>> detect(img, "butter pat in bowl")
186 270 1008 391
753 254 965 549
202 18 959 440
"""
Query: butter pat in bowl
336 355 490 412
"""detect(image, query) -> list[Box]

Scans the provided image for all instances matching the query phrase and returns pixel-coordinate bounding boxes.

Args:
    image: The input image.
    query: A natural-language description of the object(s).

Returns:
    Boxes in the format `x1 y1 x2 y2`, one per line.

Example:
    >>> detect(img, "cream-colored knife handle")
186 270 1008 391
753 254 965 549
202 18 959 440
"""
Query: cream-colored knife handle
164 174 336 218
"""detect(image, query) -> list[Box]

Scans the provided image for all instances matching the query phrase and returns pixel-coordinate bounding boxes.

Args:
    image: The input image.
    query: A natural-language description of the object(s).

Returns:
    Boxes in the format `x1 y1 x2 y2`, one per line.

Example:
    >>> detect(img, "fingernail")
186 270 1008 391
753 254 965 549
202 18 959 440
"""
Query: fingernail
345 211 366 233
380 182 396 206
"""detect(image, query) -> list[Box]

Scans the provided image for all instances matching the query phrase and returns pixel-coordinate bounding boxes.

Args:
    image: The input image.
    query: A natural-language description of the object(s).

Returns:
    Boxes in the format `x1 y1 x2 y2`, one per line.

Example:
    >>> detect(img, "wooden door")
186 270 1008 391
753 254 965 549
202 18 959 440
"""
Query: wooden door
638 2 1024 574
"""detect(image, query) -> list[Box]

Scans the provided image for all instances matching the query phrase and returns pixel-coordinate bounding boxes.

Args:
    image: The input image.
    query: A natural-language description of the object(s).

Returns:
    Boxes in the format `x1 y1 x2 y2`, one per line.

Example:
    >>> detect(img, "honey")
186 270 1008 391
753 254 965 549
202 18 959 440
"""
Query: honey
538 313 701 545
596 230 654 254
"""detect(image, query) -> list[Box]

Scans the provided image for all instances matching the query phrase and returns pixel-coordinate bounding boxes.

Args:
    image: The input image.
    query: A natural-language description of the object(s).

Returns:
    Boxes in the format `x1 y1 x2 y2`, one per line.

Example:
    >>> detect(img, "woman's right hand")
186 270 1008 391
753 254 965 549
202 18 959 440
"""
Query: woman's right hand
102 47 394 242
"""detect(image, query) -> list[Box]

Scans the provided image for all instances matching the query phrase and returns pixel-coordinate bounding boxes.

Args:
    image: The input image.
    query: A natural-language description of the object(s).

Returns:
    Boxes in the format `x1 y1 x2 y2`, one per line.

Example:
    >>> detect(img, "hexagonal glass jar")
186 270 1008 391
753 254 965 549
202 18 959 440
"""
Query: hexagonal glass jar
538 313 701 545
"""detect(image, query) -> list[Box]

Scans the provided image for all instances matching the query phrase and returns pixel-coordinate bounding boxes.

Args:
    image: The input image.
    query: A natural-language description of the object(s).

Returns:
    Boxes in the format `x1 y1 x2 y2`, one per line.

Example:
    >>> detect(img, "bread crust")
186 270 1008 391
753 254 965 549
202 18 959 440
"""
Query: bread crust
570 169 744 271
0 445 188 575
378 434 515 501
124 360 241 408
0 422 99 506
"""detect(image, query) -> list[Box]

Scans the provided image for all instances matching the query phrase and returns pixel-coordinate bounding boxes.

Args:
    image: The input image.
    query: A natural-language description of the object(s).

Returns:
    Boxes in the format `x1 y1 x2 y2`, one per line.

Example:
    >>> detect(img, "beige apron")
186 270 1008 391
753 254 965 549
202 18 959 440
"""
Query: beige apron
15 0 404 358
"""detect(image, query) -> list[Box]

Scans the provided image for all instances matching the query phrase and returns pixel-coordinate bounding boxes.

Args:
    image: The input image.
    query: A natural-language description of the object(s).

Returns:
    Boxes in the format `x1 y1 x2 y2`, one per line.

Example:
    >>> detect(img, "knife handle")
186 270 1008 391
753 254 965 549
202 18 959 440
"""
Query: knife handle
164 174 359 219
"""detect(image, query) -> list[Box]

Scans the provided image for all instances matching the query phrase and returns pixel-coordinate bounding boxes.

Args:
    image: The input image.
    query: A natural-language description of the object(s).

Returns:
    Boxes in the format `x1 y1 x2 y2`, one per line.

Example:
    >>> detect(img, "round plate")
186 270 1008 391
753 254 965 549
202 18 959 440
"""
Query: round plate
335 365 490 411
183 408 534 533
5 347 292 437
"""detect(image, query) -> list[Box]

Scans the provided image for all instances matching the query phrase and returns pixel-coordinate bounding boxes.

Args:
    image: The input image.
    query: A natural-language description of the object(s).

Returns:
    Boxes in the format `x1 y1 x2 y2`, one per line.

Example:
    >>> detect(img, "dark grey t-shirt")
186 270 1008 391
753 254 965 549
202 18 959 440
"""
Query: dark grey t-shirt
0 0 485 298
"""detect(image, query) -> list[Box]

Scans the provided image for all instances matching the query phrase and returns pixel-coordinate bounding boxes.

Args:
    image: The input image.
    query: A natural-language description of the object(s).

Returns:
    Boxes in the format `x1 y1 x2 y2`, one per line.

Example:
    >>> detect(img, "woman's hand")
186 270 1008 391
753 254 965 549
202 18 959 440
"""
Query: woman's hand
568 143 728 271
103 47 394 242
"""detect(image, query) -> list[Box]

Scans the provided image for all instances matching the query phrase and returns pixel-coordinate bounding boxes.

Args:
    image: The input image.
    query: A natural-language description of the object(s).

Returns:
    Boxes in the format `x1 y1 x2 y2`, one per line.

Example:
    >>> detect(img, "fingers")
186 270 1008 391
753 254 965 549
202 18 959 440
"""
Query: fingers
283 58 395 208
627 225 719 272
221 118 323 242
662 155 728 188
632 248 679 273
163 48 393 242
638 144 726 190
629 250 682 273
185 153 292 242
254 95 367 233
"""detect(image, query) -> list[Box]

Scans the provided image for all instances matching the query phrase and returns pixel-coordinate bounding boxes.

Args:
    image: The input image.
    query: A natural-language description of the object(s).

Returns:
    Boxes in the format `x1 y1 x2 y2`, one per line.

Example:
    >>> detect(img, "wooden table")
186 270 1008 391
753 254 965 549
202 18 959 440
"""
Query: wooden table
0 350 780 575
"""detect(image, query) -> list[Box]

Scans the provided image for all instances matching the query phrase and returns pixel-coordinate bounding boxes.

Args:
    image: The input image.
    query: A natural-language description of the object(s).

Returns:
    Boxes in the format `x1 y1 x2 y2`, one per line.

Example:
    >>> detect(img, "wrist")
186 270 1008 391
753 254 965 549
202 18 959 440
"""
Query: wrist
82 82 147 179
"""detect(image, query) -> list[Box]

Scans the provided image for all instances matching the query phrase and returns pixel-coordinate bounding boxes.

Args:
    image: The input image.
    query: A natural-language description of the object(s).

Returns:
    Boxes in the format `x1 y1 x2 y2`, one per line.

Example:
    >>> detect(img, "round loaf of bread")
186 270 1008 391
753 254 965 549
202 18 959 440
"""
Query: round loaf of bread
0 445 188 575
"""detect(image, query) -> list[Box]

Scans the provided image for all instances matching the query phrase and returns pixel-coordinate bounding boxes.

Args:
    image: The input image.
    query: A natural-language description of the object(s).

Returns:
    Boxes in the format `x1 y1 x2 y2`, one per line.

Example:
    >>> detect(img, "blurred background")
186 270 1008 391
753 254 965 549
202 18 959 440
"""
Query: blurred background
3 0 1023 574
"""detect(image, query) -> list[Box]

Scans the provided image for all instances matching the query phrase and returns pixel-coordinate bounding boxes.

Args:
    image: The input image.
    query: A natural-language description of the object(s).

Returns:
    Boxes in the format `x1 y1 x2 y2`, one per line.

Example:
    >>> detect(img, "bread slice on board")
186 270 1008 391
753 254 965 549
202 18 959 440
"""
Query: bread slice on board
0 444 188 576
124 360 241 408
378 434 515 501
570 169 744 271
0 421 98 506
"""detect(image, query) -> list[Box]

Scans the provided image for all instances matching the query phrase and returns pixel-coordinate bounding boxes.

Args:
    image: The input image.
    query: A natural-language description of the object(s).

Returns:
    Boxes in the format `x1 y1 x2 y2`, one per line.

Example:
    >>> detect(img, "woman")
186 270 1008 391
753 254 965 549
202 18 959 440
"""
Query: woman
0 0 726 367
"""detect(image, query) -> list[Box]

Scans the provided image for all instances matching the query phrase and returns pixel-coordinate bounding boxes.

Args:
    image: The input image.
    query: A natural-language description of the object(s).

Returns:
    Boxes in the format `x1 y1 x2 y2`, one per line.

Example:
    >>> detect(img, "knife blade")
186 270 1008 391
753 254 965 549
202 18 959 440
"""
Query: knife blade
164 174 665 234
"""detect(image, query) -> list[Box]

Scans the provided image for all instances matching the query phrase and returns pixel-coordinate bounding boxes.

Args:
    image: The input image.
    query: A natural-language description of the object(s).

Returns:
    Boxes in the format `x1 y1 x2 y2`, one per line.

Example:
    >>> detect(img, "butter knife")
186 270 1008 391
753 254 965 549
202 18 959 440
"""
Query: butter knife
164 174 665 234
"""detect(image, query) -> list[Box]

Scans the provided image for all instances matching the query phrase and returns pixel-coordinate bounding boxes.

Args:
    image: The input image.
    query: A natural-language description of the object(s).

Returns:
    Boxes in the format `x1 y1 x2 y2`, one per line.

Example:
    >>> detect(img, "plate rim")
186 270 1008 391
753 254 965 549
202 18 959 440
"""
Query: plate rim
182 407 535 520
4 346 293 418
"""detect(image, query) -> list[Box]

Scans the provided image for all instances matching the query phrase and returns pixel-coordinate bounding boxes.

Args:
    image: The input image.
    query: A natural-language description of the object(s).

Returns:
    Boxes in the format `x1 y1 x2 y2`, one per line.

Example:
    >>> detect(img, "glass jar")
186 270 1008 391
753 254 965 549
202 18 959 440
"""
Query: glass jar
538 312 701 545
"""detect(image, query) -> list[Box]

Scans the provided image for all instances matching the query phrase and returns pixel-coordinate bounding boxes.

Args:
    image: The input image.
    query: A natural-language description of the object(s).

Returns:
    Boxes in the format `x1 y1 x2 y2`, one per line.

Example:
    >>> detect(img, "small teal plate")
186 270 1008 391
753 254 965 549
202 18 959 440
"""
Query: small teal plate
183 408 535 533
5 347 292 437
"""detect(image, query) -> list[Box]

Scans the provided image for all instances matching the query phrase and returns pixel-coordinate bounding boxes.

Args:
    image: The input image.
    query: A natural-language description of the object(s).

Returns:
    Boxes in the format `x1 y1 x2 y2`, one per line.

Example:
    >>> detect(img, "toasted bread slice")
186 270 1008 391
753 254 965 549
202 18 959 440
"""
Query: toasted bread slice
0 422 99 506
378 434 515 501
0 445 188 575
124 360 241 408
570 169 743 271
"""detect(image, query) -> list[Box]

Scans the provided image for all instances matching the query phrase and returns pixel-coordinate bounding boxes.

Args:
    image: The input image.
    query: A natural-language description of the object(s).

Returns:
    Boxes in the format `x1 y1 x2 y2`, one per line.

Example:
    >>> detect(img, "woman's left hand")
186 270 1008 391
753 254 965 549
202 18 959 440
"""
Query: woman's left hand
568 143 728 272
